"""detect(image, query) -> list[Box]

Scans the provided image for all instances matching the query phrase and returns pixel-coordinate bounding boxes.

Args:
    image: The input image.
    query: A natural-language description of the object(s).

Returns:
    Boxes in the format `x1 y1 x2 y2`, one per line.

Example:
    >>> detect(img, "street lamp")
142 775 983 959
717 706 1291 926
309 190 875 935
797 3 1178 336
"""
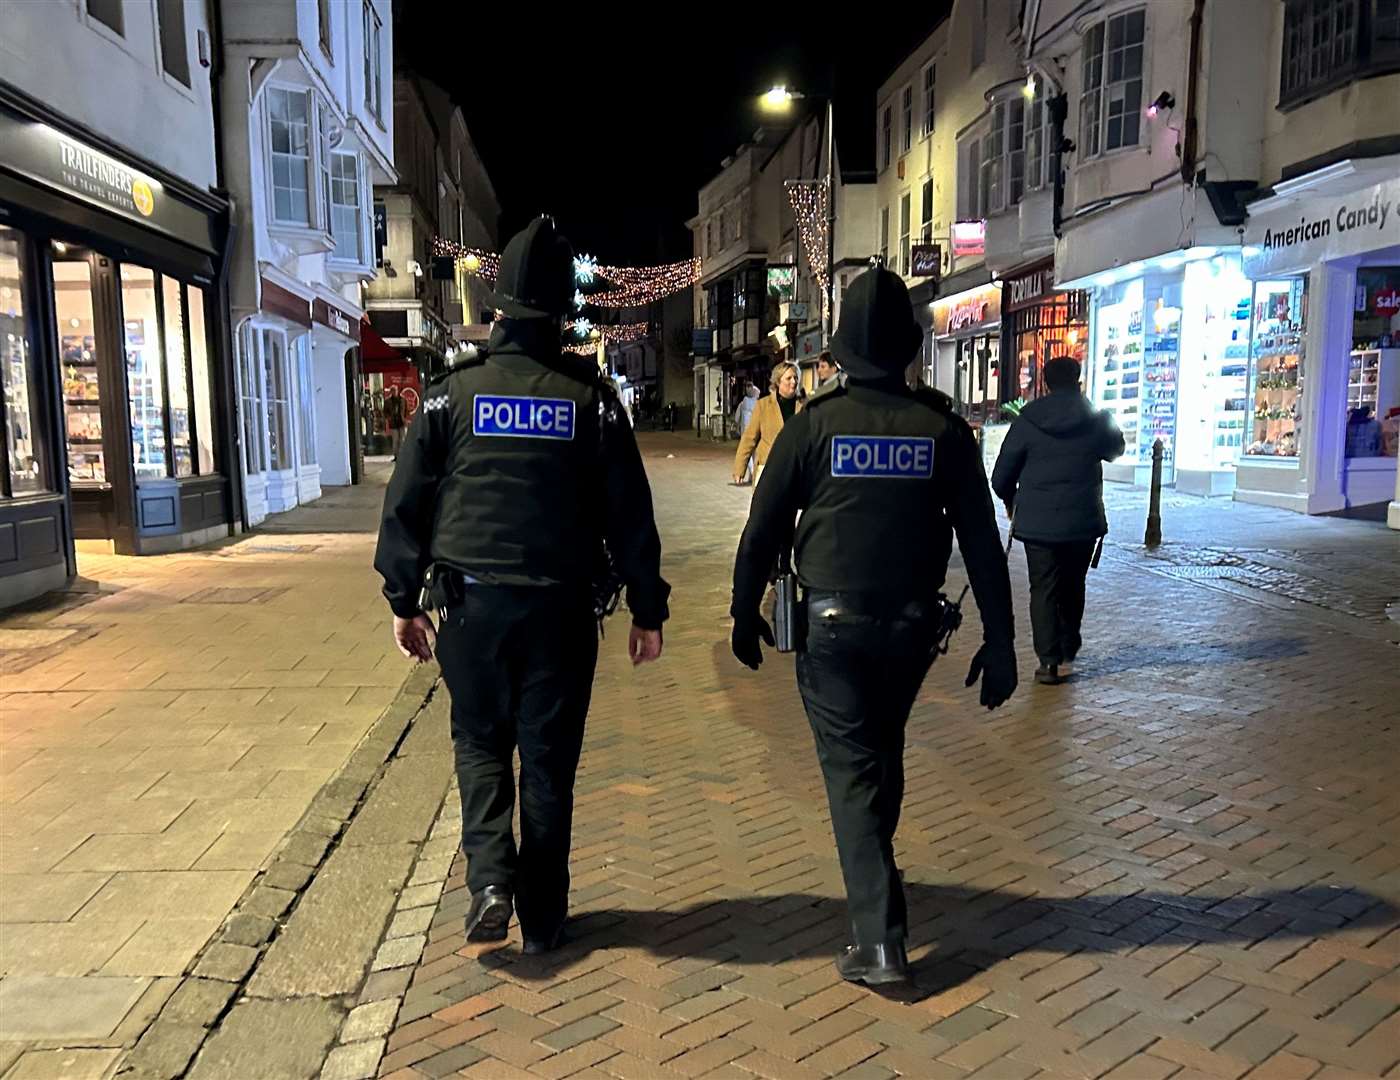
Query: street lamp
760 85 837 348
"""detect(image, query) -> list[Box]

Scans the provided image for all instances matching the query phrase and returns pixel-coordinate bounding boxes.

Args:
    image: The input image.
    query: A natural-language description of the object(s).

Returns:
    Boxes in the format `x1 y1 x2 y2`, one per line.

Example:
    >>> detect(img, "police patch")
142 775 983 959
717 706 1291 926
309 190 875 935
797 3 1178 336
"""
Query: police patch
830 435 934 479
473 395 575 440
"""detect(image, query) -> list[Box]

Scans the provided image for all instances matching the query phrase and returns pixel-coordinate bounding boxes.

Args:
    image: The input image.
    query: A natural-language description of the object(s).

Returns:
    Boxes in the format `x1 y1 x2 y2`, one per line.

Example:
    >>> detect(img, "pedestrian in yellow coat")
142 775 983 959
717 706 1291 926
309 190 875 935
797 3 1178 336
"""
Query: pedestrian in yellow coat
732 361 803 484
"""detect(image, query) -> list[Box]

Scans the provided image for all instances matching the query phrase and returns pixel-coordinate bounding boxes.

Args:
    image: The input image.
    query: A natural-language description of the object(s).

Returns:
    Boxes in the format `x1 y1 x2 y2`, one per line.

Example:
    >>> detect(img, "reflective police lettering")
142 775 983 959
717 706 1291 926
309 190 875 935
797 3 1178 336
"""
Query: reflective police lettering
472 395 576 440
830 435 934 478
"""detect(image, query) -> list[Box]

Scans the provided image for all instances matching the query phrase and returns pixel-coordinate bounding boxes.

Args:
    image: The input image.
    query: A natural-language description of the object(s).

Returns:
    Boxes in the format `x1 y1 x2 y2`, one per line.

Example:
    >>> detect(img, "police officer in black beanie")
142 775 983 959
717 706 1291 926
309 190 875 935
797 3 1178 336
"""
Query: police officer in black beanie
730 266 1017 986
375 217 669 955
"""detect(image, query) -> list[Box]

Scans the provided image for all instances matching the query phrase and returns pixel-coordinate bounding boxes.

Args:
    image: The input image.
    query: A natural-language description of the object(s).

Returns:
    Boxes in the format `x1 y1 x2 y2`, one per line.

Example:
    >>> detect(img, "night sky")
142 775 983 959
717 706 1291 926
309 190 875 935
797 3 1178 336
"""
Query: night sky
400 5 951 265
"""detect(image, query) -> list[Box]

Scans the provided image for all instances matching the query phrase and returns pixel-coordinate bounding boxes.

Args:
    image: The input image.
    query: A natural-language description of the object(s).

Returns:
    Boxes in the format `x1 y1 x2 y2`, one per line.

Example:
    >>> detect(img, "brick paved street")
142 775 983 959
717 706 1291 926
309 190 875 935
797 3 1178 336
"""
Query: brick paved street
375 432 1400 1080
0 462 418 1079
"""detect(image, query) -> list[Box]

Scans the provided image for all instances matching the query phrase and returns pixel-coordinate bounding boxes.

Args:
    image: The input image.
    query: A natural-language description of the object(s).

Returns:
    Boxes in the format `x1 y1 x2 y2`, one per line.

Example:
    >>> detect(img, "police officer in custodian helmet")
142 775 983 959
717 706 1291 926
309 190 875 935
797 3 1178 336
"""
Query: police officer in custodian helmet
730 267 1017 986
375 217 670 955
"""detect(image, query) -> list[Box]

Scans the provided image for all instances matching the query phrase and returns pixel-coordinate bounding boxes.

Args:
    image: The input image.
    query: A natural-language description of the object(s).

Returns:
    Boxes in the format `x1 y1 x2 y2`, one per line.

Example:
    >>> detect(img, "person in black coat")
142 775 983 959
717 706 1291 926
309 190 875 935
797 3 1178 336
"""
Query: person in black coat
991 356 1125 685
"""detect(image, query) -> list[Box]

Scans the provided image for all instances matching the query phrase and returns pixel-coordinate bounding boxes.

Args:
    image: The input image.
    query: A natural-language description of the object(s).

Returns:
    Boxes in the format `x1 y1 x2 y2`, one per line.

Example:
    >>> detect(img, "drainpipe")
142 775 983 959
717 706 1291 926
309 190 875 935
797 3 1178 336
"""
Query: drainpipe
1050 91 1068 237
1180 0 1205 186
208 0 248 532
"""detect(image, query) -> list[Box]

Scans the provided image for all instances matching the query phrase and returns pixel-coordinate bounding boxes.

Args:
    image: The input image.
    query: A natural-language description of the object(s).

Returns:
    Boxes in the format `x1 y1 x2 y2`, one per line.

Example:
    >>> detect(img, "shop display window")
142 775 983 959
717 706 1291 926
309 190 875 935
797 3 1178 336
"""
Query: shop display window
54 258 106 484
1348 267 1400 458
1178 258 1252 471
1139 285 1181 466
1091 280 1144 458
121 266 168 478
187 285 216 475
261 329 293 471
1008 292 1087 403
1 227 47 497
161 274 192 477
955 334 999 423
295 335 317 468
1246 277 1307 458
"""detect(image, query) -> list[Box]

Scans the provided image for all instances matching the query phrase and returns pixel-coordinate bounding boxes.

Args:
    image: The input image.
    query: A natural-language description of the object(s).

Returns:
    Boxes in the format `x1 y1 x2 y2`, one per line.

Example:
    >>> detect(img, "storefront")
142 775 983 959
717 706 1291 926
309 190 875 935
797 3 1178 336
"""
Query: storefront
930 281 1002 425
1061 249 1254 492
0 99 235 606
1238 168 1400 521
236 277 362 524
359 320 417 458
1000 260 1088 405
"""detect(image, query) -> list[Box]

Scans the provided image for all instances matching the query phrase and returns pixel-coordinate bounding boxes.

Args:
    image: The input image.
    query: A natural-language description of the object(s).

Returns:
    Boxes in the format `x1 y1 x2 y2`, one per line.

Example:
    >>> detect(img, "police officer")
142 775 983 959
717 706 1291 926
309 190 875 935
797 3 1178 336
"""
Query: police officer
730 267 1017 986
375 217 669 955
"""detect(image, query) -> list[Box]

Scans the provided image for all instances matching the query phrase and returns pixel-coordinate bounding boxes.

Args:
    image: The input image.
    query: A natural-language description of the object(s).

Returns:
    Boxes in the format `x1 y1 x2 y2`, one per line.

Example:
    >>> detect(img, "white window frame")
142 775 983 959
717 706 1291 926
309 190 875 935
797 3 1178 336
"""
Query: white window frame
920 177 934 243
921 64 936 138
265 85 323 232
326 150 368 267
363 0 384 124
260 326 293 473
880 104 893 171
899 192 912 277
879 206 890 266
900 85 913 155
293 333 318 469
238 323 268 476
1079 7 1148 160
957 131 985 222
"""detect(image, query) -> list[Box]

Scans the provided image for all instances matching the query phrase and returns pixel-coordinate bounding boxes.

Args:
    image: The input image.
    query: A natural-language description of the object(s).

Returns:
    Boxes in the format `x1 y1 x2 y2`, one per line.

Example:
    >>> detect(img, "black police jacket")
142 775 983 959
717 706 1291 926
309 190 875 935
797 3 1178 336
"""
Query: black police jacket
374 320 670 629
731 380 1014 647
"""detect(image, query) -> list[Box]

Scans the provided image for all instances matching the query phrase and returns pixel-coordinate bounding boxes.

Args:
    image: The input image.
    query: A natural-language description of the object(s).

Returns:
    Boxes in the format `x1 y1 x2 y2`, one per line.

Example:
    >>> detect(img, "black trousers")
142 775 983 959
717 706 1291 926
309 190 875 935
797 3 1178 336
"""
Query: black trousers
795 600 938 946
1022 540 1096 667
434 584 598 935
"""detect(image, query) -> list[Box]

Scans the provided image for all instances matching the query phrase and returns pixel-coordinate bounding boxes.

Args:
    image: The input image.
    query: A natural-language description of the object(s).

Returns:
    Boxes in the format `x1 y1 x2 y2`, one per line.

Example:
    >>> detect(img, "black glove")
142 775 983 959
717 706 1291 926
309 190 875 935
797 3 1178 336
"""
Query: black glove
731 614 775 671
965 642 1018 710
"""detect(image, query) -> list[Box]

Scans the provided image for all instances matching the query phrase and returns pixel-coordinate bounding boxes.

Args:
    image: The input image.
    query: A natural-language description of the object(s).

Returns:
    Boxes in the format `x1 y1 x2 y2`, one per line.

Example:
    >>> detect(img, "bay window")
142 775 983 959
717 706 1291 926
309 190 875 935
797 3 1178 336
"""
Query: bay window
269 88 313 226
1280 0 1400 109
327 151 363 263
1080 8 1146 158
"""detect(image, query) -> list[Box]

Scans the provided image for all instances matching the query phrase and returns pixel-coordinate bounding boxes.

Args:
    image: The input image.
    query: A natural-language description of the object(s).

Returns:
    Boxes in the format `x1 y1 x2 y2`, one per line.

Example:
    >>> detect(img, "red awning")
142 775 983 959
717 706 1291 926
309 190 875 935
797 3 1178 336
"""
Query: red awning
360 318 404 367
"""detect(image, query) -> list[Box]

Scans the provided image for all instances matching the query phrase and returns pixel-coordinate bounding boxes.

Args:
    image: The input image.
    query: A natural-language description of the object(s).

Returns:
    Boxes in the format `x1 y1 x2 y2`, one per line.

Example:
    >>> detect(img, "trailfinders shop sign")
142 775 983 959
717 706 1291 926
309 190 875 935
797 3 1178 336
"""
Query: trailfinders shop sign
1244 177 1400 277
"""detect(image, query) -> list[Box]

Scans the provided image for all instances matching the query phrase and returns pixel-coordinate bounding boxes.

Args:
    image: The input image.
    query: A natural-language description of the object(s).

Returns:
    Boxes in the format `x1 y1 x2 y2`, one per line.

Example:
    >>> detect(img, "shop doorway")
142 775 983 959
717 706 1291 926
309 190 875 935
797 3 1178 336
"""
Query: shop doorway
52 246 138 551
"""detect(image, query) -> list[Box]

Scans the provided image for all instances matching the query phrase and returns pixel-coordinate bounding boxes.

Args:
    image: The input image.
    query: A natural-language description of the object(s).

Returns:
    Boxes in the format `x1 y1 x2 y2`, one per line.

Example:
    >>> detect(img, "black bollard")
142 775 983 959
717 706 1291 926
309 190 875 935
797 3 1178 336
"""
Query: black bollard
1144 438 1164 548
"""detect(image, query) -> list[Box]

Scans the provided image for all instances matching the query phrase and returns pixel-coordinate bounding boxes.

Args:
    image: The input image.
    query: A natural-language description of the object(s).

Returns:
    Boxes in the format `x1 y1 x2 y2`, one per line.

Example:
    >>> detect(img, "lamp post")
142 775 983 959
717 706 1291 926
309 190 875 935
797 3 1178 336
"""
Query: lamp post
761 87 836 347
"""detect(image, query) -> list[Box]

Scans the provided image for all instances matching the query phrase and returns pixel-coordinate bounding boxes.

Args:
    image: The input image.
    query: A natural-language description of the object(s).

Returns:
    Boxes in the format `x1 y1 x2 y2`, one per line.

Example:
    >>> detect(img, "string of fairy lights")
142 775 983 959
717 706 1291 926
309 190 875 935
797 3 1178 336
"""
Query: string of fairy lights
430 237 701 311
785 179 830 313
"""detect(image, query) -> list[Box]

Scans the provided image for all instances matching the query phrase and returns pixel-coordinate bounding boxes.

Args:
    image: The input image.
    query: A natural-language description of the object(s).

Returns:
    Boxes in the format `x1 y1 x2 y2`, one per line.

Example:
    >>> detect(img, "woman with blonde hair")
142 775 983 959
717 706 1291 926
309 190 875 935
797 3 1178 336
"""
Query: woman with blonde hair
732 360 803 484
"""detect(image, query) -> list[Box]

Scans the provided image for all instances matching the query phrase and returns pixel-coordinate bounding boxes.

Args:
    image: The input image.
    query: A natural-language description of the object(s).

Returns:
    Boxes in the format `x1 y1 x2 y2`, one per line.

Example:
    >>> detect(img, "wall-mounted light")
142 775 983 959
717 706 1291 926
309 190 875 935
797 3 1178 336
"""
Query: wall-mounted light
407 259 424 278
1023 74 1037 99
383 261 398 278
1146 91 1176 118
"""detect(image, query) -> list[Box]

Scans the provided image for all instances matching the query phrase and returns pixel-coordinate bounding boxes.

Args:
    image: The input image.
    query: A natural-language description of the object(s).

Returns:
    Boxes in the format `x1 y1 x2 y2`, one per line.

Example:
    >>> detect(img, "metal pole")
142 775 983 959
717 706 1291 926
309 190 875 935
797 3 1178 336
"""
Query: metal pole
824 97 836 347
1144 438 1164 547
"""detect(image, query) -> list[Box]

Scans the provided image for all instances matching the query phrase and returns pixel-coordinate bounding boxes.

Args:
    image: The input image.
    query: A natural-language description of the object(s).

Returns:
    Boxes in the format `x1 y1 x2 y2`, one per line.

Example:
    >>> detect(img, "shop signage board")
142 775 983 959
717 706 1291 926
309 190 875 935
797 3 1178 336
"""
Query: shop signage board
312 298 361 342
691 328 713 356
797 328 824 360
932 283 1001 337
260 277 312 327
1243 176 1400 277
911 244 942 279
1003 260 1058 312
951 220 986 258
0 108 215 253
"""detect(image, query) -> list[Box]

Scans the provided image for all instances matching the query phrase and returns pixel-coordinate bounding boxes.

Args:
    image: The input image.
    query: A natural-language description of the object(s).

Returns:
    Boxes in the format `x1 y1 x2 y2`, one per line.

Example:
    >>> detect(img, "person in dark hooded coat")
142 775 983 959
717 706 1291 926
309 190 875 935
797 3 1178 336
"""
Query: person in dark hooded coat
730 268 1017 987
991 355 1125 685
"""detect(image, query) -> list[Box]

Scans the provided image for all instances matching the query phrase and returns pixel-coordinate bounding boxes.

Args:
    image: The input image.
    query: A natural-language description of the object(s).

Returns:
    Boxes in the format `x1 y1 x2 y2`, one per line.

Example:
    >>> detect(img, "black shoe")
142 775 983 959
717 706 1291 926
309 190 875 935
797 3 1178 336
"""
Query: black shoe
835 942 909 986
465 885 513 943
521 921 566 956
1035 664 1064 685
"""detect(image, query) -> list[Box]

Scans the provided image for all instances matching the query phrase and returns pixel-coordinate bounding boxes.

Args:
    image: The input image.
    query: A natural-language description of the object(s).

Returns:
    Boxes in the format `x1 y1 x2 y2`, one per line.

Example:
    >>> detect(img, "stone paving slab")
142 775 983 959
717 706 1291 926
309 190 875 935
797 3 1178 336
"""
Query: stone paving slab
375 433 1400 1080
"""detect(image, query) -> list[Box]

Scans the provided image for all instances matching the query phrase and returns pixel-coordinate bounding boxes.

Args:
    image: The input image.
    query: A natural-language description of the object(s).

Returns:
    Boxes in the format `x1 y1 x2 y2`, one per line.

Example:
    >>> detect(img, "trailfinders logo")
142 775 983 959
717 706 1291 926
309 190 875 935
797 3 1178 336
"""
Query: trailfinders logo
57 138 156 218
1262 192 1393 252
